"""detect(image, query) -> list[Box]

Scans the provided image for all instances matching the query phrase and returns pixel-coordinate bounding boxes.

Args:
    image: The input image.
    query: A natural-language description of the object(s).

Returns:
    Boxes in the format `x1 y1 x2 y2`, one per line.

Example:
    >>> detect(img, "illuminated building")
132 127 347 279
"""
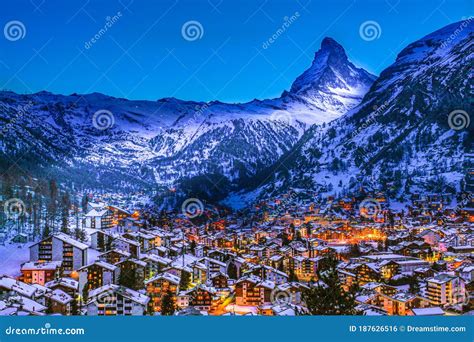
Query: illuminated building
29 233 88 274
145 272 179 312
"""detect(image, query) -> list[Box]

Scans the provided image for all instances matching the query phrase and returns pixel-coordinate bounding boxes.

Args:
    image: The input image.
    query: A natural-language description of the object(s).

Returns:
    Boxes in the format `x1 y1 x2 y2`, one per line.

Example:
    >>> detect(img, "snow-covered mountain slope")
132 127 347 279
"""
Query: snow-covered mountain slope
237 20 473 204
0 37 373 195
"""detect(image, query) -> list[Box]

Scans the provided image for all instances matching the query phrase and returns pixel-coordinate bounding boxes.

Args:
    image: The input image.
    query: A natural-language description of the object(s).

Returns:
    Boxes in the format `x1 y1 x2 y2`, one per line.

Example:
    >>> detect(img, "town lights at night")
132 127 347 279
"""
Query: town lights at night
0 1 471 341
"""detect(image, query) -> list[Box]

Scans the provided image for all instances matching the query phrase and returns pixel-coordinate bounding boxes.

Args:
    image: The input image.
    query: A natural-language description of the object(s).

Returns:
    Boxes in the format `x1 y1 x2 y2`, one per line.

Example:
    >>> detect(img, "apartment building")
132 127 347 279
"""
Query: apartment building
29 233 88 273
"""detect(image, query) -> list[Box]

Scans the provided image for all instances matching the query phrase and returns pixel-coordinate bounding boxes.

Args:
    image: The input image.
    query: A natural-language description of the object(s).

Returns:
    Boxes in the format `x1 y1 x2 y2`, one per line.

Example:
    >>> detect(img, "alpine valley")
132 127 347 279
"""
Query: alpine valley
0 20 472 210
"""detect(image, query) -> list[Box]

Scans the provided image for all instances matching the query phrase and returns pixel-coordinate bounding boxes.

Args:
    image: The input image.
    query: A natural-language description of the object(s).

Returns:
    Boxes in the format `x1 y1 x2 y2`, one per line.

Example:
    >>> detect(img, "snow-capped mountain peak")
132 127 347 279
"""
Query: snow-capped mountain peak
287 37 376 114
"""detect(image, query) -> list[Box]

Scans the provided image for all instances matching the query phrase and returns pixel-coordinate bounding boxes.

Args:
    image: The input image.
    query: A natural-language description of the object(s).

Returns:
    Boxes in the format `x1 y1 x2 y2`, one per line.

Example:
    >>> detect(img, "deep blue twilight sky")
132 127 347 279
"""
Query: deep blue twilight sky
0 0 471 103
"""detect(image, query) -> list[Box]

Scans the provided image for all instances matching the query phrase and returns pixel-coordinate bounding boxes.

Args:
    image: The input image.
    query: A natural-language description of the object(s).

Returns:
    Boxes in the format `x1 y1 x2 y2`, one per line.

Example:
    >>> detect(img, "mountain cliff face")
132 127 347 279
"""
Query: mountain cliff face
240 20 473 204
0 37 374 198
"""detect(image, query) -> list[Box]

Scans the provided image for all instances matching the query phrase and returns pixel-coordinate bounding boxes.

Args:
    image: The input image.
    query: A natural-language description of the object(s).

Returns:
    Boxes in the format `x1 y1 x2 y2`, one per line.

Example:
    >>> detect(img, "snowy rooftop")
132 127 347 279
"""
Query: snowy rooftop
0 276 38 298
411 307 445 316
21 261 62 270
80 260 117 272
54 233 89 250
88 284 150 306
145 272 180 285
45 277 79 290
46 289 73 305
85 209 110 217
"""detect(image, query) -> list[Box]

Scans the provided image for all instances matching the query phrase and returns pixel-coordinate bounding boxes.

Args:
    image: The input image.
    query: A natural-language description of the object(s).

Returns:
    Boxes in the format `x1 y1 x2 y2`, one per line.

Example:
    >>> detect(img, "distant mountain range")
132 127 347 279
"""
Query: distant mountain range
0 20 471 209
